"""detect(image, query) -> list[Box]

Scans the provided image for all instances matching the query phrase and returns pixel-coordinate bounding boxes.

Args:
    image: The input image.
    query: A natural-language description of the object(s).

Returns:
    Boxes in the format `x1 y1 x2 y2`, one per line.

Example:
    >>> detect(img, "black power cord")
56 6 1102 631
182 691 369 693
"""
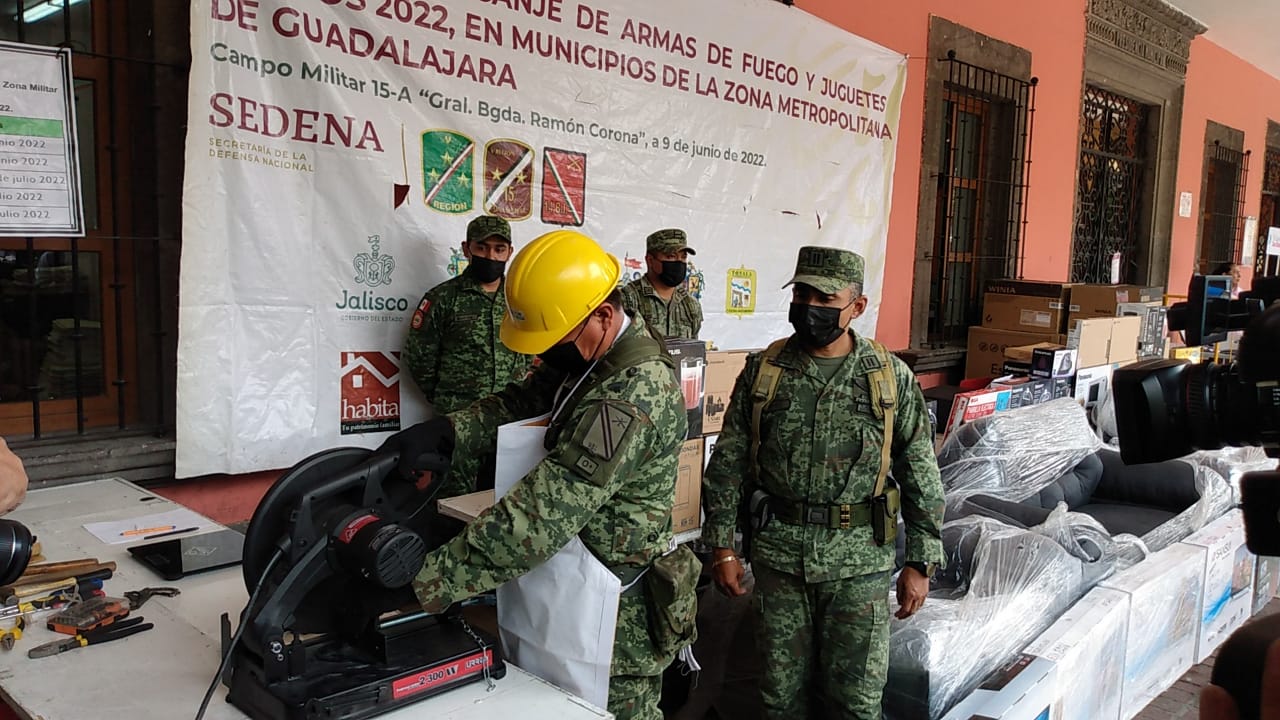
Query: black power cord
194 548 284 720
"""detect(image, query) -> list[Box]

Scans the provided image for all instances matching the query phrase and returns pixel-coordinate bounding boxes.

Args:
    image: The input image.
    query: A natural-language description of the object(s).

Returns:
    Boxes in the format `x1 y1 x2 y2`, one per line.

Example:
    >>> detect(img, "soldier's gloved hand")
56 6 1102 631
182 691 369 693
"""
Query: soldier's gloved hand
711 548 746 597
378 417 455 480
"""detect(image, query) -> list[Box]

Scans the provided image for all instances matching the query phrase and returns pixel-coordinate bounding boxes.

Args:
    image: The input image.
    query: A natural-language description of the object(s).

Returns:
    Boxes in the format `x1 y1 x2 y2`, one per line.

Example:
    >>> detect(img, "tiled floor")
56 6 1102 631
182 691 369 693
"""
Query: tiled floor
1134 598 1280 719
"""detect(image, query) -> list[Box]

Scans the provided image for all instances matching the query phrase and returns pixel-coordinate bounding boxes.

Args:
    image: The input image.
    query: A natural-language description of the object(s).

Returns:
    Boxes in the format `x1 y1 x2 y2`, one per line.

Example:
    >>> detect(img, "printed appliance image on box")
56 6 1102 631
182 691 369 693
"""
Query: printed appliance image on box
1181 510 1254 663
1099 543 1205 719
939 654 1055 720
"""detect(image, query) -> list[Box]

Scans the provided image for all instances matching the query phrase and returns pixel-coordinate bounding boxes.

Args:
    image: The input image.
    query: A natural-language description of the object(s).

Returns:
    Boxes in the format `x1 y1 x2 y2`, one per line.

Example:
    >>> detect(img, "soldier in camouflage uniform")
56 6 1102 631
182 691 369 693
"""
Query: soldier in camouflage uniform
702 246 946 719
403 215 532 497
619 228 703 339
384 230 698 720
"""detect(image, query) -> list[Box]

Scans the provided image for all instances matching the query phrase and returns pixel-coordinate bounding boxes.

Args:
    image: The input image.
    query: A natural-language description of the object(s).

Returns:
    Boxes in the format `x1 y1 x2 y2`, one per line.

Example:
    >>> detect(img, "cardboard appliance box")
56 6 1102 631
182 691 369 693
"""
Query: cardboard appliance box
943 388 1011 438
1067 284 1163 325
1024 586 1130 720
1117 302 1169 359
1108 315 1142 365
940 654 1057 720
1181 510 1255 663
982 279 1075 333
988 376 1035 410
665 339 706 438
701 351 748 435
966 327 1066 380
1067 316 1142 367
1073 364 1117 409
1031 348 1077 379
1100 543 1205 719
672 438 704 537
1254 555 1280 616
1052 376 1075 400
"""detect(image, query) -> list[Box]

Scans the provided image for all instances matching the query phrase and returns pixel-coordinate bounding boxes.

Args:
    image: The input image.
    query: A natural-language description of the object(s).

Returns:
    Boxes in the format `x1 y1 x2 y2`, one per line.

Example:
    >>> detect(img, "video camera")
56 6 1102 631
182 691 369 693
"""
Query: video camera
1111 274 1280 469
1111 273 1280 719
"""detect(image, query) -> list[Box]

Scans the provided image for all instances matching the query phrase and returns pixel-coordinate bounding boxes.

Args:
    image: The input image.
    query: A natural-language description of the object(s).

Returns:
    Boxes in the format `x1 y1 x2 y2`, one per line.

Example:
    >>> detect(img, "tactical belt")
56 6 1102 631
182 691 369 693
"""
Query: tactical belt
771 498 872 530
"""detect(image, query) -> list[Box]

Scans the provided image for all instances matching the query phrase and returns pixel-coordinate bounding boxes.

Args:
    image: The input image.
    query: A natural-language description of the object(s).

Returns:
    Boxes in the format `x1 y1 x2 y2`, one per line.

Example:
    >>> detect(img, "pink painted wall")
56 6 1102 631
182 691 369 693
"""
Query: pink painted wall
796 0 1090 349
1171 38 1280 292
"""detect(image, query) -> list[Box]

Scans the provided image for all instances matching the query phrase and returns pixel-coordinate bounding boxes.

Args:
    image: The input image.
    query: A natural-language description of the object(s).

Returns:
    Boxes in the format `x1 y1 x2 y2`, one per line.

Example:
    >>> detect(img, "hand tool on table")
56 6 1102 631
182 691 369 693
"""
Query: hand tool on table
20 559 101 577
0 616 23 650
46 596 132 634
27 616 153 659
124 587 180 610
1 561 116 596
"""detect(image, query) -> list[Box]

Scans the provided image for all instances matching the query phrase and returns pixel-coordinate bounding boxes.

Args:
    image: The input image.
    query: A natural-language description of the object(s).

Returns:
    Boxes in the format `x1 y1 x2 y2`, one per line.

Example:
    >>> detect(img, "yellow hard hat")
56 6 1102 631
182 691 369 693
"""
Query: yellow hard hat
501 230 622 355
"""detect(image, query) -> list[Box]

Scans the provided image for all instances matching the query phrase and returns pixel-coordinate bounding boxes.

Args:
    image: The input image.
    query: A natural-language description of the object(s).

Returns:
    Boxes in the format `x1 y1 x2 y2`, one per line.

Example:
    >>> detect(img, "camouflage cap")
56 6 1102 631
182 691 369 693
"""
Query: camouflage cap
646 228 696 255
784 246 865 295
466 215 512 243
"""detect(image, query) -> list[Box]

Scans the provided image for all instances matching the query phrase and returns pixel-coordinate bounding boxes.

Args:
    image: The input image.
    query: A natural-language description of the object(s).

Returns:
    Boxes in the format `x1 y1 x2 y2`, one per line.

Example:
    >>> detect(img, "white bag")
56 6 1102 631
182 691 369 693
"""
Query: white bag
493 414 622 710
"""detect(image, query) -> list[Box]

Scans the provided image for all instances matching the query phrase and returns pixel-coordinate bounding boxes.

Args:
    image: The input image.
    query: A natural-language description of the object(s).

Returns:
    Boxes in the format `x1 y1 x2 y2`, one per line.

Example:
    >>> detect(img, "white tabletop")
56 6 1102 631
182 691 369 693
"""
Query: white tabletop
0 478 611 719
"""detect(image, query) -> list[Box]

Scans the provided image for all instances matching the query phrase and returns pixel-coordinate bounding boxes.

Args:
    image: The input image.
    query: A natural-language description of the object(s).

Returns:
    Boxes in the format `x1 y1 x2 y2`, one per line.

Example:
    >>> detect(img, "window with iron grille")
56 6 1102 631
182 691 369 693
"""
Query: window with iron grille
1259 148 1280 277
1072 86 1150 283
1199 142 1249 272
927 53 1036 343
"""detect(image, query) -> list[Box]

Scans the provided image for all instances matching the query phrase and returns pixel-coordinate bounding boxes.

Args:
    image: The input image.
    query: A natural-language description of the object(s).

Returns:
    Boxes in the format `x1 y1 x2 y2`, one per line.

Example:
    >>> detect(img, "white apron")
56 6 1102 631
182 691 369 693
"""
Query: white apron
492 412 625 710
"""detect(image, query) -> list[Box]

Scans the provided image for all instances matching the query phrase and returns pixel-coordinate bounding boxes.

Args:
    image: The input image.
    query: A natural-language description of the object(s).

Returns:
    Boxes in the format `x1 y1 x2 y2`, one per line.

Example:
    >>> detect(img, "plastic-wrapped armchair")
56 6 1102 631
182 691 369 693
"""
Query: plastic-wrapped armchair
938 399 1102 519
959 449 1234 552
883 510 1141 719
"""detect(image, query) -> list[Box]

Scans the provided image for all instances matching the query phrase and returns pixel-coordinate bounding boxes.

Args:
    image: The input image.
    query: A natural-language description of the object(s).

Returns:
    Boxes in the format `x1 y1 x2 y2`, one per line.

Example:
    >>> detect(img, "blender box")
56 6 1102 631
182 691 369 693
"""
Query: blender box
1099 543 1205 719
1181 510 1254 662
665 339 706 438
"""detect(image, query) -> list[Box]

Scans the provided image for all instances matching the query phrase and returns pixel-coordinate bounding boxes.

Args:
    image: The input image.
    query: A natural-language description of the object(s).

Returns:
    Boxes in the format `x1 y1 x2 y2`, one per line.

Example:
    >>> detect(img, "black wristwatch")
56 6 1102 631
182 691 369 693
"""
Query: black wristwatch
904 561 937 578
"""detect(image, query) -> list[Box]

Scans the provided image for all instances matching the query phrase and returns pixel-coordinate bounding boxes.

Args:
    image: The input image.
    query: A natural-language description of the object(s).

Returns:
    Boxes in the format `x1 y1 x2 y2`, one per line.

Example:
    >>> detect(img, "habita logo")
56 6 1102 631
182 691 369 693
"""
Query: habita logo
339 351 400 435
337 235 411 313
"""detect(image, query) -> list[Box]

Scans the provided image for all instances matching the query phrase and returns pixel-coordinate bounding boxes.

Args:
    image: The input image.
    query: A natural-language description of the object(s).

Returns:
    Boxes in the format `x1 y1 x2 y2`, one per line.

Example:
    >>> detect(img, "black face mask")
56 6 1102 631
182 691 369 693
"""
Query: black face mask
657 260 687 288
789 301 851 349
467 256 506 284
538 325 591 375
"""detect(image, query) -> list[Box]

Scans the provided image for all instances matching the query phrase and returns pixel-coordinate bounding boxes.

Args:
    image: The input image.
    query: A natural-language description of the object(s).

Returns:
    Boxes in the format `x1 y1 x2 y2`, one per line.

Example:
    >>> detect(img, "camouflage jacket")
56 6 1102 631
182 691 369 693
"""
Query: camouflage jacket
413 314 688 675
703 332 945 583
620 275 703 339
402 274 533 415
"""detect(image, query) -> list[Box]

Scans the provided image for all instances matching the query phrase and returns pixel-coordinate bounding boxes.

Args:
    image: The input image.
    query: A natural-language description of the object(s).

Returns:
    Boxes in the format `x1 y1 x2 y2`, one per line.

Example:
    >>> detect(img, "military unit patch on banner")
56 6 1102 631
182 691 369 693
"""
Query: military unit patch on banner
483 140 534 220
541 148 587 226
422 130 475 214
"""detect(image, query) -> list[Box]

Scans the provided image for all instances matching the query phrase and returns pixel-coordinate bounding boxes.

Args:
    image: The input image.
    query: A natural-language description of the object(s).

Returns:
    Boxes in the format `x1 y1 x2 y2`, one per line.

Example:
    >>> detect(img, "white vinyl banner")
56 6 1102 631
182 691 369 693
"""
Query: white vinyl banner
178 0 906 476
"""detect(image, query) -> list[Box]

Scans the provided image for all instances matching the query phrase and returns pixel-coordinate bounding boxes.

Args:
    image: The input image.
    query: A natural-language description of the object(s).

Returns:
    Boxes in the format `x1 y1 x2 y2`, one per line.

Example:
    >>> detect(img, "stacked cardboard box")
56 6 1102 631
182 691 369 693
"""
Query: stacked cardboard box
966 280 1073 380
667 343 752 542
1066 284 1162 327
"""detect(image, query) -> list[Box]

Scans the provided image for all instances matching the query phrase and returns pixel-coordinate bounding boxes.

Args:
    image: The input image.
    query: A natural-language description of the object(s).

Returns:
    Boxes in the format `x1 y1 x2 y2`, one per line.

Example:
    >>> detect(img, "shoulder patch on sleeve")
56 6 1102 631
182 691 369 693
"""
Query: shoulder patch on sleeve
411 297 432 329
556 400 643 486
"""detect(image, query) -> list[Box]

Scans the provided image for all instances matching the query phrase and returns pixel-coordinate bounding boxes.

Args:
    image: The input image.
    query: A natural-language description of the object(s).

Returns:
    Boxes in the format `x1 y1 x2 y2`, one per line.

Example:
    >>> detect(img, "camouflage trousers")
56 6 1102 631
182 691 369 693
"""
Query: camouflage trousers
752 564 891 720
609 673 662 720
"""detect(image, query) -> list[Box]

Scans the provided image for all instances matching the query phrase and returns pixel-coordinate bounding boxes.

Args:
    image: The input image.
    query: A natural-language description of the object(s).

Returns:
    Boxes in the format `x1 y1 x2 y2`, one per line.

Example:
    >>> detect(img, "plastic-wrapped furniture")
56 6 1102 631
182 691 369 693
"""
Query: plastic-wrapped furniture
883 510 1136 719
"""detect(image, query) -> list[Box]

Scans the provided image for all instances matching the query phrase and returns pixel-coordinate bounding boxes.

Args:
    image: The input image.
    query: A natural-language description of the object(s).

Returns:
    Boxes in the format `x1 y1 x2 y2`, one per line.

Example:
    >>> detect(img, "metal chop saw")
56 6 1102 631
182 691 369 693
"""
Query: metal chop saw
220 447 505 720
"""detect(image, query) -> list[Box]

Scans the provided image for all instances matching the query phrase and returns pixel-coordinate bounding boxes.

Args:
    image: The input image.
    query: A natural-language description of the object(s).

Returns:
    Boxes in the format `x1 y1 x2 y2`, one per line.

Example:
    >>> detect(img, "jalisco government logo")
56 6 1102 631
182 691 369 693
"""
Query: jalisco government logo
337 234 412 317
353 234 395 287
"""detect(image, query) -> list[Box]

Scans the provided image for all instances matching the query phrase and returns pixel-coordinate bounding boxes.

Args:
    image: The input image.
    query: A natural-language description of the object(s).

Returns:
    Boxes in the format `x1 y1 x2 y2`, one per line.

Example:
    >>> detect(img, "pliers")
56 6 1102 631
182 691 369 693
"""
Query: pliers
28 616 153 659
